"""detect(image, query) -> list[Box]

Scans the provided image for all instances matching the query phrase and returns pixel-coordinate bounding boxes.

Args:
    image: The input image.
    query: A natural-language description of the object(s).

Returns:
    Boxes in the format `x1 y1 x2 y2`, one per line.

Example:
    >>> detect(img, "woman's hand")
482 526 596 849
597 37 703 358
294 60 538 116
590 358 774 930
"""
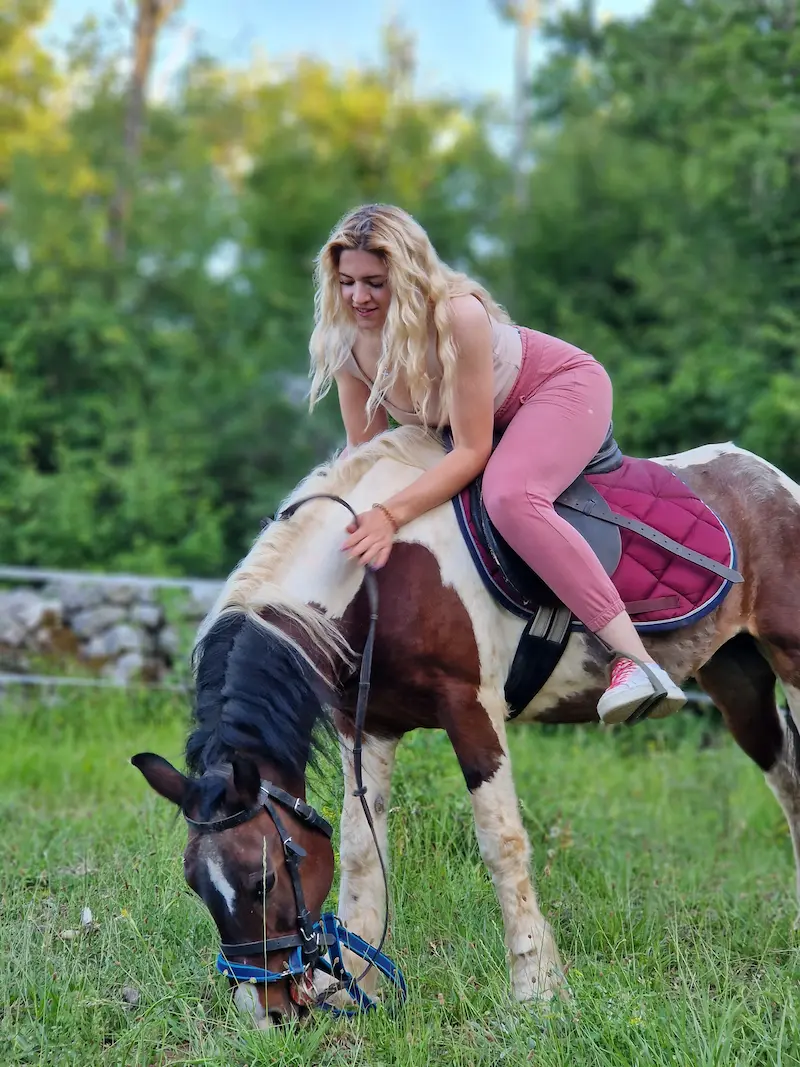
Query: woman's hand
342 507 396 569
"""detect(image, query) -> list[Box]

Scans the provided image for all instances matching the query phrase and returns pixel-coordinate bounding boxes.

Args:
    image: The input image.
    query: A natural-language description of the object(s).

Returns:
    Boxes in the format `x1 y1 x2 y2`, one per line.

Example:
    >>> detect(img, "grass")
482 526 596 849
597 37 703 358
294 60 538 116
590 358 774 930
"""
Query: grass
2 690 800 1066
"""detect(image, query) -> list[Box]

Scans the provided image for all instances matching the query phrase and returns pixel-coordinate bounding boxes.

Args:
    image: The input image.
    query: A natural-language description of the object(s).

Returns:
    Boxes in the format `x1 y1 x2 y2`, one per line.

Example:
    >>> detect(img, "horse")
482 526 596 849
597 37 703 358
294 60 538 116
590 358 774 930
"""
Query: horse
133 424 800 1024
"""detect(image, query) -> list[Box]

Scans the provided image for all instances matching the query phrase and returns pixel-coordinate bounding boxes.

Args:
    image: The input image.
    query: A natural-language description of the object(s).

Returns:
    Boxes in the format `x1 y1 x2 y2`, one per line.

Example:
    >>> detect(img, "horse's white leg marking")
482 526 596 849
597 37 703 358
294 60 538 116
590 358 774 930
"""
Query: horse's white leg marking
768 687 800 924
206 854 237 915
469 695 565 1001
337 732 399 995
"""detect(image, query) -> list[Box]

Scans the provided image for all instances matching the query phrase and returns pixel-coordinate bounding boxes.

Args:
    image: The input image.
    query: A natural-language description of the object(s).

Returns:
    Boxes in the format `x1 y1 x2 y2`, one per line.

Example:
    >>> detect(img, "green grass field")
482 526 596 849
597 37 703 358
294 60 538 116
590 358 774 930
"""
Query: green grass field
2 690 800 1066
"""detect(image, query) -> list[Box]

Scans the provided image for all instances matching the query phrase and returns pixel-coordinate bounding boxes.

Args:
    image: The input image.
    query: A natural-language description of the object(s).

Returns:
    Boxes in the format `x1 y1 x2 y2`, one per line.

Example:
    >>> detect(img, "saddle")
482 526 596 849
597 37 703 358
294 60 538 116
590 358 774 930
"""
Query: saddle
443 425 742 718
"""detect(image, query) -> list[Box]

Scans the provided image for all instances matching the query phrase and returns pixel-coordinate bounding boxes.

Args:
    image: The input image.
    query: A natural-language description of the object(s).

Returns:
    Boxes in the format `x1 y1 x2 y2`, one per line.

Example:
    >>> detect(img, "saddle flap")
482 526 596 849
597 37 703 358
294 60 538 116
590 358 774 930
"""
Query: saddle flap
554 477 623 576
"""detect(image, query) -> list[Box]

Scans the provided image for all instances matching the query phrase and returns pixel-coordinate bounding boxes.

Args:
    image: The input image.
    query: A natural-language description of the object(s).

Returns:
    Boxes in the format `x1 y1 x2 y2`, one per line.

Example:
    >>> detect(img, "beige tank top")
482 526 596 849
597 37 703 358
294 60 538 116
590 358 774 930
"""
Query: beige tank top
340 316 522 426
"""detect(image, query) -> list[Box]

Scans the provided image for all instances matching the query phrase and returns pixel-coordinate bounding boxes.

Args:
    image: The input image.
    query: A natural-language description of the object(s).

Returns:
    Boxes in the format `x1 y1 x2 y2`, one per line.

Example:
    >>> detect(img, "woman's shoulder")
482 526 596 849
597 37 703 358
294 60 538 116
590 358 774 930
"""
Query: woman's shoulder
448 293 490 325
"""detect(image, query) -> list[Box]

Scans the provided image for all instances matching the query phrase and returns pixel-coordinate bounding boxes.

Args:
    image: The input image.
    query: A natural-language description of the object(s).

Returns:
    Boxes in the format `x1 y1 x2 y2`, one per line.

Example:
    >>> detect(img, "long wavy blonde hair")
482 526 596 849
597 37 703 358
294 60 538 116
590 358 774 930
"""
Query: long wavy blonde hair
308 203 511 428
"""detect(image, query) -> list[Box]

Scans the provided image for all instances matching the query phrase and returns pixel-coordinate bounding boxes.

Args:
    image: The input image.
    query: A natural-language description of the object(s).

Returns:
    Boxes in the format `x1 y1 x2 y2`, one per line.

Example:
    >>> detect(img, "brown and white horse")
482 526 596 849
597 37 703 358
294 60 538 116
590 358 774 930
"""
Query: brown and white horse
135 426 800 1021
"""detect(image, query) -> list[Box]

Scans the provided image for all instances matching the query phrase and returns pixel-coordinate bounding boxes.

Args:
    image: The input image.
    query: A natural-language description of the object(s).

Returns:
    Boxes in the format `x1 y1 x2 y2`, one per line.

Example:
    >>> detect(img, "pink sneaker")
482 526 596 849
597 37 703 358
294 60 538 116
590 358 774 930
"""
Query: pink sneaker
597 657 686 725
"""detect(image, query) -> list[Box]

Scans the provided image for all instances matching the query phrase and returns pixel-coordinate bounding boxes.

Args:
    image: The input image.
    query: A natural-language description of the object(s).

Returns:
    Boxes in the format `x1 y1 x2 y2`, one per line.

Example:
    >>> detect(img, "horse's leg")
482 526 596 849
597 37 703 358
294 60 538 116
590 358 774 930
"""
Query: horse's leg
696 633 800 922
442 686 566 1001
336 727 399 994
756 630 800 923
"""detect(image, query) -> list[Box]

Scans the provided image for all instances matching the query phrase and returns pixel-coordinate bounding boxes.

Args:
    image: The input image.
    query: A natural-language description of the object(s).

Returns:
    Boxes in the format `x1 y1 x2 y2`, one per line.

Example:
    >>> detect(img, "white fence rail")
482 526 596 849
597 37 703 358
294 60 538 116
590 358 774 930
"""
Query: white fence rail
0 564 221 593
0 672 189 692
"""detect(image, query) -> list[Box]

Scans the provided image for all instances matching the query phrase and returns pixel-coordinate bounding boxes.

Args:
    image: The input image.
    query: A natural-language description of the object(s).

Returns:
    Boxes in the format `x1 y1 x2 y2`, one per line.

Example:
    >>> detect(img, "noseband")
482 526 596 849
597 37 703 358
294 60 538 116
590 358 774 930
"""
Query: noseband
185 492 406 1015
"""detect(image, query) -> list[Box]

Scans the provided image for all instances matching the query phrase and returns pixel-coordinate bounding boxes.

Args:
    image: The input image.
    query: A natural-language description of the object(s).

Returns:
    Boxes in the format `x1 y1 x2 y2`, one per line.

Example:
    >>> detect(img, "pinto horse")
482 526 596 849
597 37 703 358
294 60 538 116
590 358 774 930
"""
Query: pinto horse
134 426 800 1022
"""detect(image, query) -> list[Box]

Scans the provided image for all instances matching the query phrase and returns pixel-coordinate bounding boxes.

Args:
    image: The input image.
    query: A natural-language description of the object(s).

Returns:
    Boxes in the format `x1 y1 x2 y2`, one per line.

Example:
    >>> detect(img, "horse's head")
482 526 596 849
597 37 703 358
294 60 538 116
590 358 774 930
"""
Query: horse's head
132 603 342 1025
132 750 335 1025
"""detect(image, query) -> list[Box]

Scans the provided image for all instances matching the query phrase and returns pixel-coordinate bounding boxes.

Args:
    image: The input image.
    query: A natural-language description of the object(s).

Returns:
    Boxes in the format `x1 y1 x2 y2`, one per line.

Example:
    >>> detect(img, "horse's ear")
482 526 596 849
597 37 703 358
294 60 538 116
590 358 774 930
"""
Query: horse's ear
231 756 261 806
131 752 188 807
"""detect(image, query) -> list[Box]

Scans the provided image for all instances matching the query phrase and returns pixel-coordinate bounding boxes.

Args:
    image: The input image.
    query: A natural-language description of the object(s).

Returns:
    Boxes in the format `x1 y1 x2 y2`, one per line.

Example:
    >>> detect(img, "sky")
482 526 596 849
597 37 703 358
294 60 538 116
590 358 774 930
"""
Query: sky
43 0 651 101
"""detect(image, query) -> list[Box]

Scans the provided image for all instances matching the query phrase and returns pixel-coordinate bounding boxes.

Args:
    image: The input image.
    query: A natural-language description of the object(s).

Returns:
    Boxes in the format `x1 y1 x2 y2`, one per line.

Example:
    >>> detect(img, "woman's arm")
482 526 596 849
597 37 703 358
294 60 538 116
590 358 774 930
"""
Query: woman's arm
383 295 495 527
335 370 389 451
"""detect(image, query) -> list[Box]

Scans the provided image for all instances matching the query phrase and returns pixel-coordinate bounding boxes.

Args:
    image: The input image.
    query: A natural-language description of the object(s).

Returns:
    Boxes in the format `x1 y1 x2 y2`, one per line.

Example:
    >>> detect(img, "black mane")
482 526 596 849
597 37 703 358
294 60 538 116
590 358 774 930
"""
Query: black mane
186 612 333 781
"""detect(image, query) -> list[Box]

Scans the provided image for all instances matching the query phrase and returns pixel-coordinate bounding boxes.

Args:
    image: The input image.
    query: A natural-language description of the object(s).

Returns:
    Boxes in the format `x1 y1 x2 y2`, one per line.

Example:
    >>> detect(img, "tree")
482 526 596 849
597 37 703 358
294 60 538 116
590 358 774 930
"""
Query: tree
0 0 59 191
0 13 509 573
107 0 183 261
492 0 556 205
490 0 800 470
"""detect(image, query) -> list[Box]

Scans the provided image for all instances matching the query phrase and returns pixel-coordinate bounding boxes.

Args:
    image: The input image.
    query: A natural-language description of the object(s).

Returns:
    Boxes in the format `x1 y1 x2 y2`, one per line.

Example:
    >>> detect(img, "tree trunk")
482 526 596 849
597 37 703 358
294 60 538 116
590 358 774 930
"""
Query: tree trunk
510 0 541 207
107 0 182 262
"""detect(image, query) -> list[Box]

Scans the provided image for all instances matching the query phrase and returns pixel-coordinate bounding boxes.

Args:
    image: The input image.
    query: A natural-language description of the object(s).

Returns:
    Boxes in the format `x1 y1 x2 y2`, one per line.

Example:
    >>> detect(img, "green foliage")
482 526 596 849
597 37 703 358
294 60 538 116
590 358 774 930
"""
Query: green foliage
495 0 800 460
0 0 798 575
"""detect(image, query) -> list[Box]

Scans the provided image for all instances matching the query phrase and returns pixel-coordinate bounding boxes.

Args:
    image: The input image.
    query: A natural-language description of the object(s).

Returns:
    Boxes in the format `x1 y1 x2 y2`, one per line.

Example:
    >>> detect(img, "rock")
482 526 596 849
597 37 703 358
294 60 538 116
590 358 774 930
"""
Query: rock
104 651 145 684
102 624 143 656
0 616 27 647
46 582 107 614
105 583 140 607
130 603 163 630
0 591 63 645
19 594 62 632
71 606 127 639
121 985 140 1008
0 590 62 633
81 633 112 661
82 623 143 661
35 627 53 649
157 626 182 658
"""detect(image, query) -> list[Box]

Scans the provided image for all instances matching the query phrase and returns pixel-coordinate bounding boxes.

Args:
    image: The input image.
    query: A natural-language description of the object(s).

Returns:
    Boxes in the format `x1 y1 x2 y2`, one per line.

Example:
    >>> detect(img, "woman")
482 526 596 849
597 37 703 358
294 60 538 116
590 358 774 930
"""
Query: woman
308 203 685 725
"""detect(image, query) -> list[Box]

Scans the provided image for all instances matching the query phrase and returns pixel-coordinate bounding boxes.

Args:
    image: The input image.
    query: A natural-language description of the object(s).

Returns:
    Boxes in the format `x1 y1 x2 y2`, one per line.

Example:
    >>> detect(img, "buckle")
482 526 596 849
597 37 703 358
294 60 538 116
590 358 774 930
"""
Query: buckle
285 838 307 860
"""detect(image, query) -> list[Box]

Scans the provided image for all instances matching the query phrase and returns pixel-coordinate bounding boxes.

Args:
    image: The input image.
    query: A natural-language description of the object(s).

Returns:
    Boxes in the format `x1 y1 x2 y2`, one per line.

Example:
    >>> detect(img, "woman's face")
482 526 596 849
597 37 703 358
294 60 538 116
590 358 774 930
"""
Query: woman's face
338 249 391 332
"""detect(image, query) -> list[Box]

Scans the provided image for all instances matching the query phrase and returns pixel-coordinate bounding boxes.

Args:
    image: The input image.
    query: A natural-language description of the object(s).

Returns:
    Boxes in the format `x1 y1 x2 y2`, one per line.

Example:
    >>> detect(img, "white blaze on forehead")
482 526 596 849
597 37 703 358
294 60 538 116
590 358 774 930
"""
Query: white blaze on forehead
206 855 237 914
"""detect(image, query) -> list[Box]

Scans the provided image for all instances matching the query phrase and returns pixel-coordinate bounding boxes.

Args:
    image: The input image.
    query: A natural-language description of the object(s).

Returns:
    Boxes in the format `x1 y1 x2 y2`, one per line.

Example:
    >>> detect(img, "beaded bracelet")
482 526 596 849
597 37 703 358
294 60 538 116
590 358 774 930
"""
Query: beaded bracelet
372 502 400 533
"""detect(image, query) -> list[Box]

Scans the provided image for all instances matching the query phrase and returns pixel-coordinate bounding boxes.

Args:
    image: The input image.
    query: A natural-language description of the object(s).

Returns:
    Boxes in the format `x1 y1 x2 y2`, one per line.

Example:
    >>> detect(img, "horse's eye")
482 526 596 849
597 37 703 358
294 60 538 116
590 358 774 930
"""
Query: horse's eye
251 871 275 901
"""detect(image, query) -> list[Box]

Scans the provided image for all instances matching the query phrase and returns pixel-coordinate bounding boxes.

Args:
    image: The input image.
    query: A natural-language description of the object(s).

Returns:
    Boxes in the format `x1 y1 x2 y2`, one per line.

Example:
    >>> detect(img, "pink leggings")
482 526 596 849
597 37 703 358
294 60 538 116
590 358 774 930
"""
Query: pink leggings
483 328 625 632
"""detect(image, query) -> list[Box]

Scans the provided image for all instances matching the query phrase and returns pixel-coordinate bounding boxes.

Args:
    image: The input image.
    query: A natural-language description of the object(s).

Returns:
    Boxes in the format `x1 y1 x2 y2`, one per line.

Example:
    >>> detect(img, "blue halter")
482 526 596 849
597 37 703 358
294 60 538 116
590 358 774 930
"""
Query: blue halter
216 912 407 1015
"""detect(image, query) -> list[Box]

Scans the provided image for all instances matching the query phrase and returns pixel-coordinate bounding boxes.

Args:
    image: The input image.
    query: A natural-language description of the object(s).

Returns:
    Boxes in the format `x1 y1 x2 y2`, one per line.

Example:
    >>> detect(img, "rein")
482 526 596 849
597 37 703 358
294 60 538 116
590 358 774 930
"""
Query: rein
186 493 401 1015
277 493 389 979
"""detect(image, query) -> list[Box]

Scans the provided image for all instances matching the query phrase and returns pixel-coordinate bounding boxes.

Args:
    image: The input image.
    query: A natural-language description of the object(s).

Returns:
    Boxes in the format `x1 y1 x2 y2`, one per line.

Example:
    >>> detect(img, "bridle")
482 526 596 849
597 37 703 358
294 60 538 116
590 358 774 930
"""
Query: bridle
184 493 404 1015
185 780 335 980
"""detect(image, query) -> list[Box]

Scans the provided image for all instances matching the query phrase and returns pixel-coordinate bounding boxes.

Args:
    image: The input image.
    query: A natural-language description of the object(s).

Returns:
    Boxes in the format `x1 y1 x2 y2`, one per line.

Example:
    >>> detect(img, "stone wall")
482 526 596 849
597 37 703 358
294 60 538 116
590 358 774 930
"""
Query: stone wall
0 577 223 683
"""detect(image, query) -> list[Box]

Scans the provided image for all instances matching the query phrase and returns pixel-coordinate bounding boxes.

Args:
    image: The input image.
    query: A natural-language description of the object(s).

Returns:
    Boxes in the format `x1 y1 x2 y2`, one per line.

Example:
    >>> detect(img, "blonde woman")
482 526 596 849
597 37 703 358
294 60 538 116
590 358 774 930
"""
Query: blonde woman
309 203 685 725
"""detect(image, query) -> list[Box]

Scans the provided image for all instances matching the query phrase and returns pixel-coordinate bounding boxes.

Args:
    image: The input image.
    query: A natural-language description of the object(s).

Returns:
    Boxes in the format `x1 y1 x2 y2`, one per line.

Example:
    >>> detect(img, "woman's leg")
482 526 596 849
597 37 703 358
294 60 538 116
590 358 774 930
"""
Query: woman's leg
483 361 685 723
